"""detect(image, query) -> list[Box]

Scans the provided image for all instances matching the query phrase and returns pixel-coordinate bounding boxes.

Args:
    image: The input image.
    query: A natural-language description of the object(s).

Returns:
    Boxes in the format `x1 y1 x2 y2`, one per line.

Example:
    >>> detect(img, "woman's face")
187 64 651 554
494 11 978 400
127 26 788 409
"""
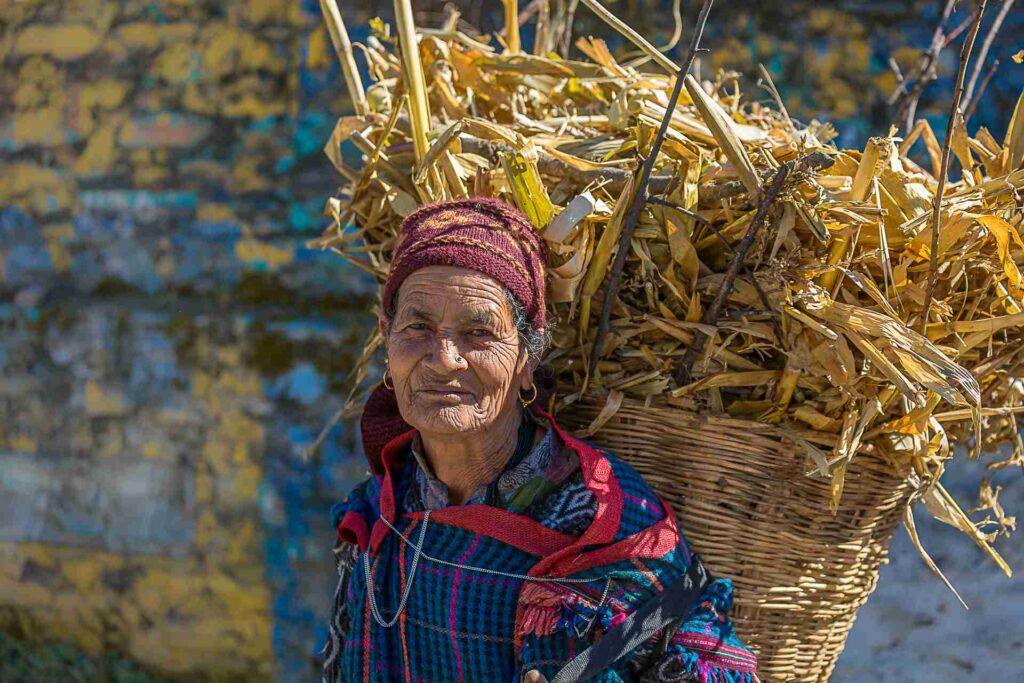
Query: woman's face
382 266 533 436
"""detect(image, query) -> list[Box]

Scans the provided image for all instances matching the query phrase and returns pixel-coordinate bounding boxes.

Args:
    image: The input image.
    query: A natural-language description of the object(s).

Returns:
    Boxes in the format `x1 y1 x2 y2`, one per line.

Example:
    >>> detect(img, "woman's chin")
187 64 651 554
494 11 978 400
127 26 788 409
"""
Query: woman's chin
409 405 486 435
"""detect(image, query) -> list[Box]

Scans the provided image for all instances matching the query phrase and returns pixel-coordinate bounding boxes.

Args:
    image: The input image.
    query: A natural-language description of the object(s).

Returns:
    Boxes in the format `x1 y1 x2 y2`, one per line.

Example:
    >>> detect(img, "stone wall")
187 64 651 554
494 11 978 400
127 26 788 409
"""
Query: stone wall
0 1 376 680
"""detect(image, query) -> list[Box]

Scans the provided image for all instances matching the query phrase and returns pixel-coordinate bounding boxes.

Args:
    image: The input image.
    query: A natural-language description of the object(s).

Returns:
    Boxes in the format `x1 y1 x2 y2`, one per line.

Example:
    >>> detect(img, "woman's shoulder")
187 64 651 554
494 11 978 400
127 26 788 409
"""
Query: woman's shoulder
329 473 383 545
562 432 675 542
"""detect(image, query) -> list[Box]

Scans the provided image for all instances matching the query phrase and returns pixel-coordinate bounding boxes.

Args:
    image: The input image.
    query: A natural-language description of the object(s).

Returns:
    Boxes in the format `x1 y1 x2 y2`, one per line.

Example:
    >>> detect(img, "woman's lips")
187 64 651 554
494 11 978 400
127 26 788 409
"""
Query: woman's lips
418 386 473 400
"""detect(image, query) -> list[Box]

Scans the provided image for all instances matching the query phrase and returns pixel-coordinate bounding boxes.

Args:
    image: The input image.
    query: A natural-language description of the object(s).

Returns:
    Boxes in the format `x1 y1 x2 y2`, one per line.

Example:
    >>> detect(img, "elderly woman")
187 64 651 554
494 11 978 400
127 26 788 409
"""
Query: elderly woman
321 198 758 682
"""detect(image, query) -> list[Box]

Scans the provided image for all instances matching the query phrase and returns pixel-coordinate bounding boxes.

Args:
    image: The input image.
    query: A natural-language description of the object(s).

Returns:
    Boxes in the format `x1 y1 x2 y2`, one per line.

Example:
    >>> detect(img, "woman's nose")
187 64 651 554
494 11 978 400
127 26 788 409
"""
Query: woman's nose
431 335 467 370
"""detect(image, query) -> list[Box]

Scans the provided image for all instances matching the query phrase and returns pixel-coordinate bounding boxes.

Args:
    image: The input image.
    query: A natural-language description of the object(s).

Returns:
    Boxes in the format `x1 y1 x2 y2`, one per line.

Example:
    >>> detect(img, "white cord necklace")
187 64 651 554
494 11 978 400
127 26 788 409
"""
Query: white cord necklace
362 510 616 629
362 509 431 628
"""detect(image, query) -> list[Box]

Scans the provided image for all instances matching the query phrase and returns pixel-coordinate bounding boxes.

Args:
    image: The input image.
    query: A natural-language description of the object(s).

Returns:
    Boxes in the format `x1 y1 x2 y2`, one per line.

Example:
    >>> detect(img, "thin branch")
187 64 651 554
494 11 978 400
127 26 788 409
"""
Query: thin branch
888 56 904 86
517 0 542 24
920 0 989 335
903 7 981 142
647 196 714 230
889 0 957 131
965 58 1000 122
945 9 983 47
673 151 834 386
888 0 956 106
964 0 1015 105
650 197 784 342
587 0 716 378
557 0 580 58
897 4 980 130
674 164 791 386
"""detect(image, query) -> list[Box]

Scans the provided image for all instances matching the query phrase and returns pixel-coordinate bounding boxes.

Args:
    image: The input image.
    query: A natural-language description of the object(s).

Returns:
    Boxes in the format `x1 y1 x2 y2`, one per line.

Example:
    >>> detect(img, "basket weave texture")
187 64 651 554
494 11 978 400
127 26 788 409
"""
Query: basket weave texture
559 394 915 683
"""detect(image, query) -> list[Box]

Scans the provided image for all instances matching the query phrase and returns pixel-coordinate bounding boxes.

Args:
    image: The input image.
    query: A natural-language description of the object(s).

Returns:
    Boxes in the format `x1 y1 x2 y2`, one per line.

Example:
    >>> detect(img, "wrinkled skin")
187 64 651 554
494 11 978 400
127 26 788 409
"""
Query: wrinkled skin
381 266 537 503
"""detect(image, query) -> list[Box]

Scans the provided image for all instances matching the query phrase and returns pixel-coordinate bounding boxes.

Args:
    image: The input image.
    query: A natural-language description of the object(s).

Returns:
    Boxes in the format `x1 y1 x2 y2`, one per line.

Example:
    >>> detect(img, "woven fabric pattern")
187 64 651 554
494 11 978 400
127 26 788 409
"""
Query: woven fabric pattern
382 196 546 332
323 413 759 682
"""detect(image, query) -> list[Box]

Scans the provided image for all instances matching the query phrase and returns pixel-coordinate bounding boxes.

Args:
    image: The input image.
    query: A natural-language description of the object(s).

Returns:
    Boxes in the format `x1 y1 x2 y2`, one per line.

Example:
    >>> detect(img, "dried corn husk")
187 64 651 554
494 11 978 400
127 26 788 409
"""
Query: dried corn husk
312 11 1023 568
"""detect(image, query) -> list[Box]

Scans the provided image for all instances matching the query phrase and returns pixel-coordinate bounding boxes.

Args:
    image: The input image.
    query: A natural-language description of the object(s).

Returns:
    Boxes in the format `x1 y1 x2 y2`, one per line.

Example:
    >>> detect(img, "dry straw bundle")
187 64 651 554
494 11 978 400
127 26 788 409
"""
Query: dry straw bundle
311 0 1022 679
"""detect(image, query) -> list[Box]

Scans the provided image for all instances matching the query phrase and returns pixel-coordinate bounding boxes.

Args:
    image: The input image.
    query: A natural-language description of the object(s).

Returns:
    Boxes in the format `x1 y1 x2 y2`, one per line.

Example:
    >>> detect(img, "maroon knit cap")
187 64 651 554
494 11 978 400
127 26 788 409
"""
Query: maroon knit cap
382 196 546 331
360 196 548 473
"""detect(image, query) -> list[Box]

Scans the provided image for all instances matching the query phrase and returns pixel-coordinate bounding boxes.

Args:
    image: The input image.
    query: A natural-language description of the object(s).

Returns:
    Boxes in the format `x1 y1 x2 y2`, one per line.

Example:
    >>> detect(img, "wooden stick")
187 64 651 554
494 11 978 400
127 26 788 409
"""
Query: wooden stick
920 0 988 335
319 0 368 116
393 0 431 162
889 0 956 131
964 58 999 122
673 151 834 386
651 196 784 342
964 0 1015 107
587 0 716 378
518 0 543 24
902 10 978 129
647 196 714 230
674 165 789 386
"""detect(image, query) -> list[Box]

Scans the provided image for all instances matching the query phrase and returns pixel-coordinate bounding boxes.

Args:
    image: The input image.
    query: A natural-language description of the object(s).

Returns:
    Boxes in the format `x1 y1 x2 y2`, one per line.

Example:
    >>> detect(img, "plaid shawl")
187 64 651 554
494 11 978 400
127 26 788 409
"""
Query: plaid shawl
324 407 759 682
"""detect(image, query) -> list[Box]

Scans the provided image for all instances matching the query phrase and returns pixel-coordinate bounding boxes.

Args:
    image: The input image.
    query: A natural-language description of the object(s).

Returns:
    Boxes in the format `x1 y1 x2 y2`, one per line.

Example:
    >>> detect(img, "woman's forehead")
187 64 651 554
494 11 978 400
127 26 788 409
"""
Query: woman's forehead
396 267 511 317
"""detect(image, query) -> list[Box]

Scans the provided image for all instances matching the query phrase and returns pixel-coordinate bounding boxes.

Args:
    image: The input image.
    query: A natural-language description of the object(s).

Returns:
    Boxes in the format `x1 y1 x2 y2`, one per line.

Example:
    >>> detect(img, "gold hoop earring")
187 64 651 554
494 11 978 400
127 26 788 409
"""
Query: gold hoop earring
519 382 537 407
382 368 394 391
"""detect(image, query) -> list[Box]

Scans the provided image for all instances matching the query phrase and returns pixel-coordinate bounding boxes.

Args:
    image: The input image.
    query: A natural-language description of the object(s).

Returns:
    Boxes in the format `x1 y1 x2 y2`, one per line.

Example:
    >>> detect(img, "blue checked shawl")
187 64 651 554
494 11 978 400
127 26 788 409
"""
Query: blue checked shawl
321 410 759 682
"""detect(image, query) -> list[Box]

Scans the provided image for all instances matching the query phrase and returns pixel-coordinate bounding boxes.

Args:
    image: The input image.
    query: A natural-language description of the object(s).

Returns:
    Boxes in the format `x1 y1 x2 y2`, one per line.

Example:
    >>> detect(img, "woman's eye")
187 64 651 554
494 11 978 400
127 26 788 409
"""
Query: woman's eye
469 328 493 338
406 322 429 331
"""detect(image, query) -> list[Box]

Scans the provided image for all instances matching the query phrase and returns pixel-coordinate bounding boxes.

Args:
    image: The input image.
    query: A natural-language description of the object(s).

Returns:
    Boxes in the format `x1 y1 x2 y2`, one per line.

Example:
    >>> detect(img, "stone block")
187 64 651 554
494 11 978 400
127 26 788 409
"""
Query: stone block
0 452 196 556
13 24 103 61
120 112 212 149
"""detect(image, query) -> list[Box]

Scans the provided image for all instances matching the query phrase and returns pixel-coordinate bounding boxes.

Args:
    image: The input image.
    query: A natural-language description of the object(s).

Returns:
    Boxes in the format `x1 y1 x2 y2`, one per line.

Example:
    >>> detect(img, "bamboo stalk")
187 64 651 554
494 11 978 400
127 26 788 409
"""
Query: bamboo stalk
319 0 368 116
965 58 1000 122
393 0 431 162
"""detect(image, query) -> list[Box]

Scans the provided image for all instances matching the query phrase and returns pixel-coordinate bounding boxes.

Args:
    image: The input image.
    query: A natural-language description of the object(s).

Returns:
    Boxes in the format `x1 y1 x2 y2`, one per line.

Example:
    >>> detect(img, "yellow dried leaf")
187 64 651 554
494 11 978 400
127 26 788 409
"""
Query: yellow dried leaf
975 214 1024 293
683 75 760 198
499 146 555 228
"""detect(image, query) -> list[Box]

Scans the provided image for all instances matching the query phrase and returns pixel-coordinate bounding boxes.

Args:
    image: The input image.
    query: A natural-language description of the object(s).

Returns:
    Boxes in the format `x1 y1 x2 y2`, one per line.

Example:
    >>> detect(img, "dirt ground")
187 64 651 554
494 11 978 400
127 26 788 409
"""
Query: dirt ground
833 442 1024 682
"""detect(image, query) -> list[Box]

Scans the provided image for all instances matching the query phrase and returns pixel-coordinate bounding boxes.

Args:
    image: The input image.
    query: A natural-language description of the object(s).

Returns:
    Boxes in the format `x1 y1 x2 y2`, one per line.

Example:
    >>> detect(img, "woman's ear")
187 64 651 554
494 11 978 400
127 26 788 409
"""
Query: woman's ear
519 356 538 392
378 316 389 340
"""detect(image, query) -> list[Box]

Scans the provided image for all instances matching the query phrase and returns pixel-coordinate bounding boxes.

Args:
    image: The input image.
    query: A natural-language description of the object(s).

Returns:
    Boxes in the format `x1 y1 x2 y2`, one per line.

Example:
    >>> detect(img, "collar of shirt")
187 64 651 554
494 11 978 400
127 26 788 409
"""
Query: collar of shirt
403 411 575 513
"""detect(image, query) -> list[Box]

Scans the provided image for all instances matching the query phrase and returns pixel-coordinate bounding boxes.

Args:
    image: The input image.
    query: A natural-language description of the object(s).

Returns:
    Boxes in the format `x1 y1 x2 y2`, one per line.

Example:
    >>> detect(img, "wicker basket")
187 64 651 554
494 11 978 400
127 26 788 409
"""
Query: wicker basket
558 394 916 683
